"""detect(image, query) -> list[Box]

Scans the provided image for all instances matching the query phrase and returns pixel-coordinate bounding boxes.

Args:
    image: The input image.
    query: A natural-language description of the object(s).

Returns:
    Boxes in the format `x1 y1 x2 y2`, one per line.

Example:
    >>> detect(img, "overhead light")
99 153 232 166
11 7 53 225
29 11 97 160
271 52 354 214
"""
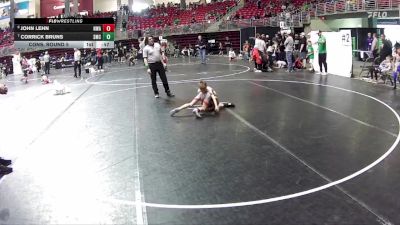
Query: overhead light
132 2 149 12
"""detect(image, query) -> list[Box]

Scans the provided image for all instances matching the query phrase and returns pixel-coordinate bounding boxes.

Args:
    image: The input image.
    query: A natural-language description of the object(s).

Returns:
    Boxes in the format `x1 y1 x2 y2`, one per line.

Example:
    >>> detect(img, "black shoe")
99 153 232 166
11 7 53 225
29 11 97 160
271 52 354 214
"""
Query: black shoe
223 102 235 108
0 158 11 167
167 92 175 97
0 165 12 175
74 75 77 78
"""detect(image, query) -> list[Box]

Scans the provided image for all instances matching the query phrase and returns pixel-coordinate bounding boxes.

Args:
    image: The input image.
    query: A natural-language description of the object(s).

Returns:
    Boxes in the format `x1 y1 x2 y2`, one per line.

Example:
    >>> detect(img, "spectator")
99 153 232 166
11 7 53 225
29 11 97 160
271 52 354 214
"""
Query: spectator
371 33 378 58
299 32 307 69
219 42 224 55
97 48 104 70
197 35 207 64
254 33 267 70
182 46 190 56
0 60 7 77
391 43 400 89
228 48 236 61
242 41 250 60
117 43 125 63
284 33 294 72
307 39 315 72
292 33 299 60
174 18 180 25
122 19 127 31
188 44 195 56
224 36 232 55
317 30 328 75
266 44 275 71
252 47 262 72
366 32 373 51
379 34 392 63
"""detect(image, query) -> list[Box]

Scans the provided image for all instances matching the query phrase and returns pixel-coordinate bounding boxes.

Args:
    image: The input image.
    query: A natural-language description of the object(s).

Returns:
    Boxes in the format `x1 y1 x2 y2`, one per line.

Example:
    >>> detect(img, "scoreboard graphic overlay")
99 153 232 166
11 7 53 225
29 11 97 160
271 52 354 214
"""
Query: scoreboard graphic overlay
14 18 115 49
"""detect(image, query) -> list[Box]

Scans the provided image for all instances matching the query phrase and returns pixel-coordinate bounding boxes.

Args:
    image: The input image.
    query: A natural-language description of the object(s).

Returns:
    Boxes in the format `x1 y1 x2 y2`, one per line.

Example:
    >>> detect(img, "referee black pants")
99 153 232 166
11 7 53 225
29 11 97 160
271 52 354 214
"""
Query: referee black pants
149 61 170 95
44 62 50 74
74 61 81 77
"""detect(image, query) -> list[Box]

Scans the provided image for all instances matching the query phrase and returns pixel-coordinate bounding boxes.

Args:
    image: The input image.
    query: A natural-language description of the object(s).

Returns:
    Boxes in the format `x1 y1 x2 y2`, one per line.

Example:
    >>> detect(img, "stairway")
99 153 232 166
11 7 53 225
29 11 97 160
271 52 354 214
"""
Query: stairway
205 1 244 33
115 11 129 40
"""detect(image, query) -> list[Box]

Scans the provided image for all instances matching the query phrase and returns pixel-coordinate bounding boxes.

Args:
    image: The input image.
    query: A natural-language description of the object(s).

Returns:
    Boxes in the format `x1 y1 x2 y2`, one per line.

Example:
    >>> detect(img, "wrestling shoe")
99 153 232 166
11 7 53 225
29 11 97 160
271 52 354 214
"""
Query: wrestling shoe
170 108 179 116
166 91 175 97
192 108 202 118
223 102 235 108
0 158 11 167
0 165 12 175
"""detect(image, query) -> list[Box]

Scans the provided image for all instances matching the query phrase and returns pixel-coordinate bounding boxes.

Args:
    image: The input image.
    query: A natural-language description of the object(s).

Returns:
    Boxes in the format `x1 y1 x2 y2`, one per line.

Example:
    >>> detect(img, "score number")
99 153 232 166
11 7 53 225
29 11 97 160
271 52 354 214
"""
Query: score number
102 32 115 41
102 24 115 32
102 24 115 41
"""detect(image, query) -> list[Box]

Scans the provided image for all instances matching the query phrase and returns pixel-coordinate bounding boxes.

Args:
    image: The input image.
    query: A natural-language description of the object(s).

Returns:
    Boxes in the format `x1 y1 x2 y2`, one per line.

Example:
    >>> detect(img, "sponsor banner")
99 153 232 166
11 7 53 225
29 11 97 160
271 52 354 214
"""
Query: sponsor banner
40 0 93 18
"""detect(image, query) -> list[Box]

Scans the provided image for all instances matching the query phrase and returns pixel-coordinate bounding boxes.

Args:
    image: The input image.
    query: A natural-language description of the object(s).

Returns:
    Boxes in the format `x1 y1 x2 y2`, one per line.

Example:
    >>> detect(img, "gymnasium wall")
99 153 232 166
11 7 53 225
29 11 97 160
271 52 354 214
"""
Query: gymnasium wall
93 0 118 12
305 17 368 33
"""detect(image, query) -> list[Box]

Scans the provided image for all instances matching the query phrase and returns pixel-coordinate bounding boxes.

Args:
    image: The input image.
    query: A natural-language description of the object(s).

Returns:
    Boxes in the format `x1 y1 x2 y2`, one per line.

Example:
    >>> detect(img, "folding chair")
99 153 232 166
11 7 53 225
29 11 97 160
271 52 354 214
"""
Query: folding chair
359 51 375 78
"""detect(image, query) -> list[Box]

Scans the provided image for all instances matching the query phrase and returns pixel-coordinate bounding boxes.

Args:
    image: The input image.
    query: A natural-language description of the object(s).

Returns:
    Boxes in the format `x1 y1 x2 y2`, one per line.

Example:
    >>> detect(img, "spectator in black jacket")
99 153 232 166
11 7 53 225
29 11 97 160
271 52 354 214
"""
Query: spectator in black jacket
224 37 231 55
380 34 392 63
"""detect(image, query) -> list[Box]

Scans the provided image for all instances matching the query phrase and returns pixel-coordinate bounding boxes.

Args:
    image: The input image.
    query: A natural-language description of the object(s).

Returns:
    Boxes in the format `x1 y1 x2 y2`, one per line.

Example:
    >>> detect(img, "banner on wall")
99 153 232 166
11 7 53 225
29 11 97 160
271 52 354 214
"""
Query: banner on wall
0 0 32 21
15 0 31 17
0 4 10 20
309 30 353 77
40 0 93 17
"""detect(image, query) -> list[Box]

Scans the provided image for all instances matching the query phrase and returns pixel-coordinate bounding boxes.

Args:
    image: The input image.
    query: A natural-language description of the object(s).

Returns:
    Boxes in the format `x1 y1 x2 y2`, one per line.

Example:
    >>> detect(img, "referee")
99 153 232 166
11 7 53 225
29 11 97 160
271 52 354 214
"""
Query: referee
74 48 81 78
143 36 174 98
44 51 50 74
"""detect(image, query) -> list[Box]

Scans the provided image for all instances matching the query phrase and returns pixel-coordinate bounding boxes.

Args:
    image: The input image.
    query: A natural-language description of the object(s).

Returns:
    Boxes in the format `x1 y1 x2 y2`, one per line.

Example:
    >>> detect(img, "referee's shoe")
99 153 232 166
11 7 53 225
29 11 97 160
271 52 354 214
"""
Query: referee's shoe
0 157 12 176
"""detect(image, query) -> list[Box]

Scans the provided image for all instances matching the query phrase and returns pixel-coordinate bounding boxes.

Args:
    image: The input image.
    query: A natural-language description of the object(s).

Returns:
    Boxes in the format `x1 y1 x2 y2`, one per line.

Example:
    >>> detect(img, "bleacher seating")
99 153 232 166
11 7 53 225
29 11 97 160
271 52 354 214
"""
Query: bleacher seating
87 11 116 18
167 31 240 54
235 0 308 19
127 1 236 31
0 30 14 48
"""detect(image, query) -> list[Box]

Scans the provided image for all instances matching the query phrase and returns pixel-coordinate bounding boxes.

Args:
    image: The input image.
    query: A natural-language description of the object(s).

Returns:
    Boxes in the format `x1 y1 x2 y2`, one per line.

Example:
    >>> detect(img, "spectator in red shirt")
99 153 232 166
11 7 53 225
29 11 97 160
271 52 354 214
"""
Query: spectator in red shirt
97 48 104 70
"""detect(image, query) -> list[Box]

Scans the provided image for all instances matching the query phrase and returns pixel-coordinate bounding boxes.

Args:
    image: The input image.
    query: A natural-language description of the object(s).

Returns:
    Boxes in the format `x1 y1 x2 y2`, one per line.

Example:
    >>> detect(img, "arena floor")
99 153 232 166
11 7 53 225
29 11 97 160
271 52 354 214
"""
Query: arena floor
0 56 399 225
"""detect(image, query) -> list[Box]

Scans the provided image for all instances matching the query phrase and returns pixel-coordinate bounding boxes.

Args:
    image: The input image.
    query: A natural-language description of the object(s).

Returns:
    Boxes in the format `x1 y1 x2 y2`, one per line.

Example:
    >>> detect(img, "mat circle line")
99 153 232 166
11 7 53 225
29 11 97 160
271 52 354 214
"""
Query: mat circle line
84 63 250 86
88 78 400 209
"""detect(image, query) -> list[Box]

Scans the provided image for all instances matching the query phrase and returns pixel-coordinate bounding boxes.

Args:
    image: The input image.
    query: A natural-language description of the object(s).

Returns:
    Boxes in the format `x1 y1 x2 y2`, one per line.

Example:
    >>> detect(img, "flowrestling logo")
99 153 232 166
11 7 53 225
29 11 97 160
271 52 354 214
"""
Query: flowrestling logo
367 11 388 18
